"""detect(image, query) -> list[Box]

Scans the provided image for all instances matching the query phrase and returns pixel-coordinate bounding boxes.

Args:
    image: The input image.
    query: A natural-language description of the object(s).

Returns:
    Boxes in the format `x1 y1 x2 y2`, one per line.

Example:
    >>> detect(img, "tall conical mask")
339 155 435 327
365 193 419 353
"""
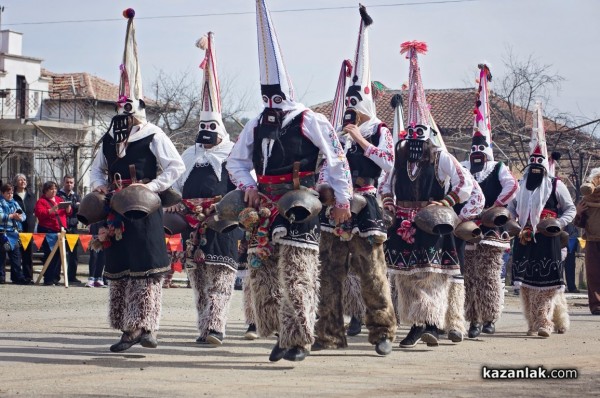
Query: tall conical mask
343 4 375 125
469 64 494 173
330 59 353 131
195 32 228 145
526 101 549 190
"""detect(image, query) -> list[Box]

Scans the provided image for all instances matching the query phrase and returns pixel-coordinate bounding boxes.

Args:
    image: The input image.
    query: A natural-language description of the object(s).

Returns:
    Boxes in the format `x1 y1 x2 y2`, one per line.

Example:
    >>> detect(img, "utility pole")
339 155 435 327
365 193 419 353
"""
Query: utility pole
577 151 584 202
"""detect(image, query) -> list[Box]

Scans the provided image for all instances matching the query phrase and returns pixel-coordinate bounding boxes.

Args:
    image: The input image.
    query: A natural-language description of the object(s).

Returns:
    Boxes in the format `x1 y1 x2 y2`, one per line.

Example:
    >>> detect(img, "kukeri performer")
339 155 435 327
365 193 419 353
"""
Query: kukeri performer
168 33 239 346
508 102 574 338
89 9 185 352
382 41 473 348
226 0 352 362
313 4 396 356
460 64 519 339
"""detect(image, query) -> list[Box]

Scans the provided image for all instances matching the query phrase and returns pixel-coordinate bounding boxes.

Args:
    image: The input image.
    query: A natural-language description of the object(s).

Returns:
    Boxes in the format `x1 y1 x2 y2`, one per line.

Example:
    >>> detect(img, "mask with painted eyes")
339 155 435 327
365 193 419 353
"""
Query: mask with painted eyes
261 84 287 109
196 120 220 145
526 155 546 190
469 144 489 173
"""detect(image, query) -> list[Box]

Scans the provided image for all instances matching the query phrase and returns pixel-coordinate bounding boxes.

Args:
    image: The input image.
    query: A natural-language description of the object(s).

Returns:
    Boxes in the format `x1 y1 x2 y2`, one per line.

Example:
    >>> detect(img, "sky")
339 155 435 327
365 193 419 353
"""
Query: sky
1 0 599 127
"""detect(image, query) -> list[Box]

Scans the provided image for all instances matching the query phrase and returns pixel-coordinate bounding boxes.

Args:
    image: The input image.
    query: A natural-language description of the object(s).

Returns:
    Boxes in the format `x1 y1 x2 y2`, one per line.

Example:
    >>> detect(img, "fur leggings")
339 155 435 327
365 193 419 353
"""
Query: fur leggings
188 265 237 339
445 277 466 334
249 244 320 349
520 286 570 335
108 276 164 333
463 244 504 324
315 232 396 347
394 272 450 328
242 273 255 325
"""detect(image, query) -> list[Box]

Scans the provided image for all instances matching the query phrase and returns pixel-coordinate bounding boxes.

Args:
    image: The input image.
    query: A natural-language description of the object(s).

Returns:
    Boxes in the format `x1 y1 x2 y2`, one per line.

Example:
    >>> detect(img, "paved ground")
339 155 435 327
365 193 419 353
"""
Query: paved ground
0 280 598 397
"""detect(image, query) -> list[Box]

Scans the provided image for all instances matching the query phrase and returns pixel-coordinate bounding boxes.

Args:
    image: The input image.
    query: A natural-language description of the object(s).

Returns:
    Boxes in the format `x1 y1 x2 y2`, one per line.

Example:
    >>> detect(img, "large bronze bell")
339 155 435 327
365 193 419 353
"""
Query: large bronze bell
454 220 483 243
580 182 596 196
215 190 247 222
350 194 367 215
559 230 569 248
277 187 322 224
163 211 189 235
110 185 161 220
480 207 511 228
414 205 459 235
159 188 182 208
536 218 562 237
504 220 521 237
77 192 108 225
206 215 239 233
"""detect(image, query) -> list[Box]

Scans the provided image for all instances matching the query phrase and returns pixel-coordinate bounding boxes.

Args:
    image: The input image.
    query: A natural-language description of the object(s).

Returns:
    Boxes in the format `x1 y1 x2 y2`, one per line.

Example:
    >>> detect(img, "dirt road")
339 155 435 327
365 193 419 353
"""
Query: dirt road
0 283 598 397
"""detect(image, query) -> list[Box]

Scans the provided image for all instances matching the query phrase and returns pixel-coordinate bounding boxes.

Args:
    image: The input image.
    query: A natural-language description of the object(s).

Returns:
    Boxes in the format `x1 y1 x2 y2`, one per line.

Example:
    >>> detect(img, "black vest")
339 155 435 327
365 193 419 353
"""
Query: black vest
478 162 504 208
544 178 559 213
102 134 157 182
252 111 320 176
182 163 233 199
347 124 383 182
395 154 445 202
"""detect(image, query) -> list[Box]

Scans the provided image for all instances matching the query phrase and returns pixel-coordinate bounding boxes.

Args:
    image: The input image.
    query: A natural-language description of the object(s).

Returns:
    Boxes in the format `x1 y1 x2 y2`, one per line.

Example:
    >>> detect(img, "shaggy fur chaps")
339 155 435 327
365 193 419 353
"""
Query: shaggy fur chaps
243 275 255 325
343 270 366 320
250 244 320 349
108 276 163 333
463 245 504 324
188 265 237 339
520 286 569 335
394 272 450 329
445 278 466 335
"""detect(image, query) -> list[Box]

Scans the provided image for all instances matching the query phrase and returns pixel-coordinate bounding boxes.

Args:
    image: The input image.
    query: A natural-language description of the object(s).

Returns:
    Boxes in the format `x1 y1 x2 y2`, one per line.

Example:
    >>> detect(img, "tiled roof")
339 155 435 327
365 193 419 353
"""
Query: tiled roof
41 69 155 105
311 88 569 134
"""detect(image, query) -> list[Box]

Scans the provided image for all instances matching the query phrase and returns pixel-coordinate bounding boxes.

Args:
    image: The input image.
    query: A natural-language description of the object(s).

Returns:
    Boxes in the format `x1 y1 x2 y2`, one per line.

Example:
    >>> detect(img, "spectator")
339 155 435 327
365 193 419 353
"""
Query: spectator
12 174 37 281
34 181 72 286
564 223 580 293
57 175 82 284
0 183 29 284
86 222 106 288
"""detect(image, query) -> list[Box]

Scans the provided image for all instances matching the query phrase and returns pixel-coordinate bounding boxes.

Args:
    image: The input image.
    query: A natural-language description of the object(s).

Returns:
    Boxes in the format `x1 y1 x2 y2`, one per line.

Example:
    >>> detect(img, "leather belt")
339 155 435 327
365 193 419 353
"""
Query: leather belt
396 200 430 209
258 175 316 196
352 176 375 188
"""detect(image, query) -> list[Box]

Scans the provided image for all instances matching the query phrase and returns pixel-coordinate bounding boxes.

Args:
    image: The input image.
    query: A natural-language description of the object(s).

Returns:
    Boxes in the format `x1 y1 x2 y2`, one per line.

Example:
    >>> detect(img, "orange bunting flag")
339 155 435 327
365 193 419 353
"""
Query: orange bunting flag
65 234 80 252
19 233 33 251
32 233 47 250
78 234 93 252
168 234 183 252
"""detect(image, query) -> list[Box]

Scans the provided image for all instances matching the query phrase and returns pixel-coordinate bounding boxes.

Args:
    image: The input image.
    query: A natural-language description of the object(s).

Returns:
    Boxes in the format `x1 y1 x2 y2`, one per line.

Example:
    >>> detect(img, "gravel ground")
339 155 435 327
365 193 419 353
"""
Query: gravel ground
0 281 598 397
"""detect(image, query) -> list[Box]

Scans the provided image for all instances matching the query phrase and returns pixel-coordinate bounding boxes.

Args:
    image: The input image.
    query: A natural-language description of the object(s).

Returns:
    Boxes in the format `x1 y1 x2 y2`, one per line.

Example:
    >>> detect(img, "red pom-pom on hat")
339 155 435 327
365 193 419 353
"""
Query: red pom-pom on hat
123 8 135 19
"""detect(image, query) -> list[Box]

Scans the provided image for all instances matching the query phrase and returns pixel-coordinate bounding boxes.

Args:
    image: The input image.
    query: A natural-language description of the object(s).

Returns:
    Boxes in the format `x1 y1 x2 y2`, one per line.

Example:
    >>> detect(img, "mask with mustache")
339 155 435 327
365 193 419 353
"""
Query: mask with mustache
525 164 545 190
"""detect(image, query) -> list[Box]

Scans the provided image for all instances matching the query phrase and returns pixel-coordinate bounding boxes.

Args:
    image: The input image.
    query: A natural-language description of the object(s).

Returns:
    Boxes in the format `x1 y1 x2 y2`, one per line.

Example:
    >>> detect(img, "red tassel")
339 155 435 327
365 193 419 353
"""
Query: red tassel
400 41 428 56
343 59 353 78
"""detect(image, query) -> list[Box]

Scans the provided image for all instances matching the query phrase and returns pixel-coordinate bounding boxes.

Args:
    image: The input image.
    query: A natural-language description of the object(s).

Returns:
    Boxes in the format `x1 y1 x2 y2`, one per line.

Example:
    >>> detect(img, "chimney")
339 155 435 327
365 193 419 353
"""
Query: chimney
0 30 23 56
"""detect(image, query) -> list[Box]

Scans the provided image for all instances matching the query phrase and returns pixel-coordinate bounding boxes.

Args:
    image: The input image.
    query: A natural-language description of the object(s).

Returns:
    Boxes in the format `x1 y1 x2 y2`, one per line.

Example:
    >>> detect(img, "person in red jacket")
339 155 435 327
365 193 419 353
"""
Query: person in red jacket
34 181 71 285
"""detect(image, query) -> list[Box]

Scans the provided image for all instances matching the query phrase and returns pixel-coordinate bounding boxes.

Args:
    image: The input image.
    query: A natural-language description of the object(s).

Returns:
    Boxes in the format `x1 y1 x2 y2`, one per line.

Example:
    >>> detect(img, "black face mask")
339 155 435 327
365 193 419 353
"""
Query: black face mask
196 130 219 145
342 108 358 127
526 164 545 190
407 139 425 161
470 152 487 173
256 108 285 140
109 114 134 143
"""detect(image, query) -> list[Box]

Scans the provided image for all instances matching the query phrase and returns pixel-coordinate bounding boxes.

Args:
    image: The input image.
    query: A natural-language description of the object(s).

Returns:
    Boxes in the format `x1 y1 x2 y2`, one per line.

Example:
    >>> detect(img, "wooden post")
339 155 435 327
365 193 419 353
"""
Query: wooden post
35 237 60 285
34 230 69 288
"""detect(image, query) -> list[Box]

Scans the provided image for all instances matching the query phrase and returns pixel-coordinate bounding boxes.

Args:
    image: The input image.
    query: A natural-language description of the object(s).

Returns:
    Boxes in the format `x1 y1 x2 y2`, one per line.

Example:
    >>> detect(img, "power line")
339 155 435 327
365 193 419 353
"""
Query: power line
4 0 479 26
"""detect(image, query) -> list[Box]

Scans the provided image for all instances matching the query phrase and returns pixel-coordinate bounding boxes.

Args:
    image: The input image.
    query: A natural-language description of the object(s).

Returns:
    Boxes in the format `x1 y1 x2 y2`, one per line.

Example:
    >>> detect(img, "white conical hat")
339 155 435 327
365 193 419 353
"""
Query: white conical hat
196 32 227 139
400 41 436 144
256 0 295 109
390 93 406 144
331 59 353 131
345 4 375 118
530 101 549 171
118 8 146 121
471 64 494 161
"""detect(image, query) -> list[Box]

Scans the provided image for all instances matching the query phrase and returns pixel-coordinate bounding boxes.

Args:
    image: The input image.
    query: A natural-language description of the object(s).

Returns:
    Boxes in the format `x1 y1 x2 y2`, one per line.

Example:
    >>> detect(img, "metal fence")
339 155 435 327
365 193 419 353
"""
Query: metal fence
0 88 84 123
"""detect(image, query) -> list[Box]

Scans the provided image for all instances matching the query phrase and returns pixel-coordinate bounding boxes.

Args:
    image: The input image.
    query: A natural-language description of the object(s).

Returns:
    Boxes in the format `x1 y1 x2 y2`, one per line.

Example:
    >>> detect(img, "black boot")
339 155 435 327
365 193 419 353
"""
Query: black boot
468 322 482 338
448 329 463 343
482 321 495 334
347 316 362 336
140 330 158 348
244 324 258 340
375 336 393 356
283 346 308 362
269 340 287 362
206 330 224 346
399 324 425 348
110 331 141 352
196 336 209 345
421 324 439 347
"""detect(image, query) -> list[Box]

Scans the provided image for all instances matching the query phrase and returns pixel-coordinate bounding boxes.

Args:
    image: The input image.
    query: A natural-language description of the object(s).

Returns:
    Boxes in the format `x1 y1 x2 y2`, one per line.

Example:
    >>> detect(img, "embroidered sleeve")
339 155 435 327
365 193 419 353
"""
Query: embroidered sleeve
146 130 186 193
379 169 394 198
458 178 485 221
363 126 394 173
495 162 519 206
303 112 353 207
226 117 260 191
438 151 473 205
555 179 576 228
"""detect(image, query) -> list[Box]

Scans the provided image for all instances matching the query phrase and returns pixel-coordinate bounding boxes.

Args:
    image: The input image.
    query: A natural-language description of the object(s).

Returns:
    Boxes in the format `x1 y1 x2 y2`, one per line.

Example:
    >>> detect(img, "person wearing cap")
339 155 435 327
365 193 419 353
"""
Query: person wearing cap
459 64 519 339
168 32 239 347
89 8 185 352
312 5 396 356
508 102 574 338
227 0 352 362
381 41 473 348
